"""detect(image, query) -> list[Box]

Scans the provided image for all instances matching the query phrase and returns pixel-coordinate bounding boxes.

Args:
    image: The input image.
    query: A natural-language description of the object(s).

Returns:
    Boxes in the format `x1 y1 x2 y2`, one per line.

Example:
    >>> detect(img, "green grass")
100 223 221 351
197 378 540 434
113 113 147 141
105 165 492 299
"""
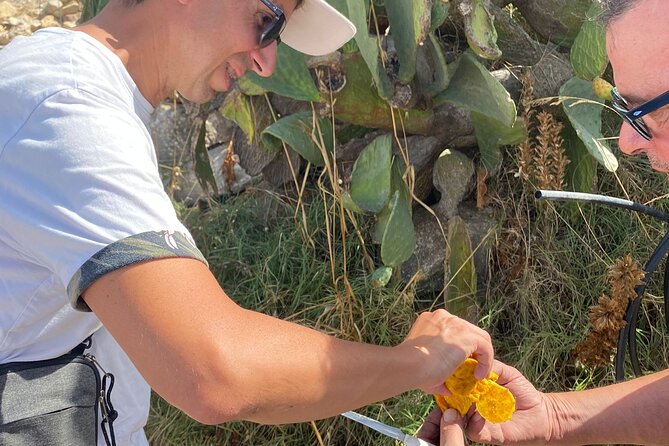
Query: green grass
147 151 669 445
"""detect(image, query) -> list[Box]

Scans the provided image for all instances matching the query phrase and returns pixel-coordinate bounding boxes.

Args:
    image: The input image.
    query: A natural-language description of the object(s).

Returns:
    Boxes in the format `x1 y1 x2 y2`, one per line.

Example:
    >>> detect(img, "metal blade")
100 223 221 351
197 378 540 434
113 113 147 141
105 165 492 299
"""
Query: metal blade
341 411 436 446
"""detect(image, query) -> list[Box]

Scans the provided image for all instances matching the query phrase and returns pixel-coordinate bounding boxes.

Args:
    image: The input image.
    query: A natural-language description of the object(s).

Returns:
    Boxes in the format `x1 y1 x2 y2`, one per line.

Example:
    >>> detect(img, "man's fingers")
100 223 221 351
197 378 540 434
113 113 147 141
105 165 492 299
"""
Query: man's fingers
489 359 520 386
440 409 466 446
472 332 494 380
429 382 450 396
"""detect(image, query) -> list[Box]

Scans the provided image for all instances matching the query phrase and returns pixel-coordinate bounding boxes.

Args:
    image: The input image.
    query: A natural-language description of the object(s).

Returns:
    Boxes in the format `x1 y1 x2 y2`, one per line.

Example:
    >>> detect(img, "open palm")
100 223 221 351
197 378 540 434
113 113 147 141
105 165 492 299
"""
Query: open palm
466 361 555 445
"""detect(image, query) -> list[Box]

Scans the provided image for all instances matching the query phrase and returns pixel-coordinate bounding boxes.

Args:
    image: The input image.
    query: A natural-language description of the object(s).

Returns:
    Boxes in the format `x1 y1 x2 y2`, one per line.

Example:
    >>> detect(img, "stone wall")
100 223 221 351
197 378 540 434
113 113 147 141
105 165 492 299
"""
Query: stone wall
0 0 81 47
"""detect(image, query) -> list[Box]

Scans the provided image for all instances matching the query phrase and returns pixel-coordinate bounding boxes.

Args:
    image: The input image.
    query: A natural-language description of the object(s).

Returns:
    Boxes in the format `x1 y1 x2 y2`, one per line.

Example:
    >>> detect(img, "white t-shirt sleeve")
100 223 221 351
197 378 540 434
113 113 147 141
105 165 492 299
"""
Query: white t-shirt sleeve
1 87 206 310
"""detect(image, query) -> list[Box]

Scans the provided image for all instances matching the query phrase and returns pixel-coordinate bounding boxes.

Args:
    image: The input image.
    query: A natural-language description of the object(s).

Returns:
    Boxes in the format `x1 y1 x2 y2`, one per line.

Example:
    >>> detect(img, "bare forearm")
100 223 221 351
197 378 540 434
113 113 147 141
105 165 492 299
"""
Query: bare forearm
203 309 422 424
548 369 669 445
85 258 489 426
84 259 417 424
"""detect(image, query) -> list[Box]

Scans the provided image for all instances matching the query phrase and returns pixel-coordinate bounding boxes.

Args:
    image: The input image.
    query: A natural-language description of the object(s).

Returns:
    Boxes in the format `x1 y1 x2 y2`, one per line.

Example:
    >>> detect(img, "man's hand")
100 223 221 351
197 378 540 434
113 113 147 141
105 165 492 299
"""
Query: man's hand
466 361 555 445
398 309 494 395
418 408 466 446
418 361 556 446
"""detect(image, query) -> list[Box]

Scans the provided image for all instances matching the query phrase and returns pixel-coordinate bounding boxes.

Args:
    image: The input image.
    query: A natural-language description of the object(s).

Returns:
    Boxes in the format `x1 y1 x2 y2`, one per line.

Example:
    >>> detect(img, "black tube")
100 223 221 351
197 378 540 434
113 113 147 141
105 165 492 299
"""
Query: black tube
615 324 628 382
535 190 669 222
615 230 669 380
616 285 645 381
665 260 669 334
628 296 642 377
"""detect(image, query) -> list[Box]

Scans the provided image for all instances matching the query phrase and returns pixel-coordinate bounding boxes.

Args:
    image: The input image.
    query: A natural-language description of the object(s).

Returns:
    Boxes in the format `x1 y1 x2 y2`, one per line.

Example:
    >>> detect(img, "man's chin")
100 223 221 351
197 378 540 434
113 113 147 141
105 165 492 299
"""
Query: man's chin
175 89 215 105
648 158 669 174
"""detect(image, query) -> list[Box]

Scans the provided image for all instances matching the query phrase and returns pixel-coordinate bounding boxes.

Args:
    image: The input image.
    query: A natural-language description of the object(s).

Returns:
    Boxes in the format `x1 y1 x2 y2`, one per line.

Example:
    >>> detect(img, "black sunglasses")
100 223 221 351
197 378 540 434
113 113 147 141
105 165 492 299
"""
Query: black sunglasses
258 0 286 48
611 87 669 141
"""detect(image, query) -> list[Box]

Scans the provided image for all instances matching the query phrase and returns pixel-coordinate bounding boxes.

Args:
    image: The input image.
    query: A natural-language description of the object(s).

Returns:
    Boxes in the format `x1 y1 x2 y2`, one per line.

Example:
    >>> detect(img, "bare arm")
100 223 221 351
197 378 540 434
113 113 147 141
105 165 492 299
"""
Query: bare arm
83 257 493 425
548 368 669 445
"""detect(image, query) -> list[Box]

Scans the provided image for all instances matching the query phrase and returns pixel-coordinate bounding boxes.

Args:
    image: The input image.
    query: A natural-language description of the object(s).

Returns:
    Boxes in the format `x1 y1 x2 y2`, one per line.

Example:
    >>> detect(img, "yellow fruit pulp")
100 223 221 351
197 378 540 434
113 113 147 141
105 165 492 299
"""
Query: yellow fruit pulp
433 358 515 423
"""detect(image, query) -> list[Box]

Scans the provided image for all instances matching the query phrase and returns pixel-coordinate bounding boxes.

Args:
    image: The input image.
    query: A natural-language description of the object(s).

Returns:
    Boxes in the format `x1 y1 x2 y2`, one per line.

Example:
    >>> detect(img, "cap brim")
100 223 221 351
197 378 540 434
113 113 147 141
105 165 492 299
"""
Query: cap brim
281 0 357 56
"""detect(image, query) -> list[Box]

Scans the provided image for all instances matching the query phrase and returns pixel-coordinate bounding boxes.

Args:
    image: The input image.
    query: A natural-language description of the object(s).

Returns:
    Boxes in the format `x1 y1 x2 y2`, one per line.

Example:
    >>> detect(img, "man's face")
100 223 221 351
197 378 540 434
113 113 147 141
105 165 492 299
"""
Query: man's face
606 0 669 172
174 0 297 103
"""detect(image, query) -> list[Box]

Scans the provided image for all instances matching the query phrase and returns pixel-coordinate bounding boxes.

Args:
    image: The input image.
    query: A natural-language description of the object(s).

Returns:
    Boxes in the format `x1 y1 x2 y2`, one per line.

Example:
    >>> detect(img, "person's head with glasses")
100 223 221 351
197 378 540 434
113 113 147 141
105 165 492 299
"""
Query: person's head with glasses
76 0 355 105
604 0 669 171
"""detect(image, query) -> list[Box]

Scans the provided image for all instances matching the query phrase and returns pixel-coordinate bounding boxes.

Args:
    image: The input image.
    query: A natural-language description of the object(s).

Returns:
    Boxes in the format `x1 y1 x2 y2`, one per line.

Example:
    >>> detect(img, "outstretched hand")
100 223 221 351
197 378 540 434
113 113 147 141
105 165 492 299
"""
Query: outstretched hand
418 360 556 446
466 360 554 445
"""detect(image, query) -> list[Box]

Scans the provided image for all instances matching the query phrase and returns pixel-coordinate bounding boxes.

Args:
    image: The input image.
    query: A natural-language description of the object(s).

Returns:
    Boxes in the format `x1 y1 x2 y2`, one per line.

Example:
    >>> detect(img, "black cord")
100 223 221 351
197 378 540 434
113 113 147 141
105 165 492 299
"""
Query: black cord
627 294 643 377
535 191 669 222
615 230 669 380
535 190 669 382
665 260 669 332
618 230 669 380
101 372 118 446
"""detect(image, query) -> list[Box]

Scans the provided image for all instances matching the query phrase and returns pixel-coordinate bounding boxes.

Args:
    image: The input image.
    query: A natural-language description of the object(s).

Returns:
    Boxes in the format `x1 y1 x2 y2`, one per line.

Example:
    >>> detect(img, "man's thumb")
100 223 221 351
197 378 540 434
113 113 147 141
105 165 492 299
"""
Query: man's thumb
440 409 465 446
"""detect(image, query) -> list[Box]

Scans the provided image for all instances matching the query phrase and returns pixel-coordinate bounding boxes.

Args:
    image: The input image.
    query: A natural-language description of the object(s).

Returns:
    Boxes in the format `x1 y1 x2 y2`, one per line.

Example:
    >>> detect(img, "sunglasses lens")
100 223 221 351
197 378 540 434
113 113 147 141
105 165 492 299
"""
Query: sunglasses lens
260 17 285 48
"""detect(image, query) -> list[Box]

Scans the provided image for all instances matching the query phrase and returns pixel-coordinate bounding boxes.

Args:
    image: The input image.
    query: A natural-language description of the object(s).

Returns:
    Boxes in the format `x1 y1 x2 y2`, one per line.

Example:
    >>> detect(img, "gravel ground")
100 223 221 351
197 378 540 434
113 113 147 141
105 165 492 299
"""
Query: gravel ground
0 0 82 47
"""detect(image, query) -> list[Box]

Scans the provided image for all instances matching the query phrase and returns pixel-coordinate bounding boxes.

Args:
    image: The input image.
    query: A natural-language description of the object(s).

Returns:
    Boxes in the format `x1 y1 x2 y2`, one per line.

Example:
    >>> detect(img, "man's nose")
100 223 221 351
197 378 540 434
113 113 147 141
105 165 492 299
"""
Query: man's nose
249 42 278 78
618 122 650 156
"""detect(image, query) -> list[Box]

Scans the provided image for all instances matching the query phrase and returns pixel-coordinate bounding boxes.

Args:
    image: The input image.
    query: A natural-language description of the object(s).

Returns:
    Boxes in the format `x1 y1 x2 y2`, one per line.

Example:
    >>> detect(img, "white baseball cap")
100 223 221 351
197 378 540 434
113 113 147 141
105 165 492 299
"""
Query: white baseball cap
281 0 357 56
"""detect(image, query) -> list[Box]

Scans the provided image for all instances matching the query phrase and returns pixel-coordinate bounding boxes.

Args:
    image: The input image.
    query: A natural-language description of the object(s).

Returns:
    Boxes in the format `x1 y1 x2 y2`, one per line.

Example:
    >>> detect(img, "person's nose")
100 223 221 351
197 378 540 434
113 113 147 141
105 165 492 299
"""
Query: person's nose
618 121 650 156
248 42 278 78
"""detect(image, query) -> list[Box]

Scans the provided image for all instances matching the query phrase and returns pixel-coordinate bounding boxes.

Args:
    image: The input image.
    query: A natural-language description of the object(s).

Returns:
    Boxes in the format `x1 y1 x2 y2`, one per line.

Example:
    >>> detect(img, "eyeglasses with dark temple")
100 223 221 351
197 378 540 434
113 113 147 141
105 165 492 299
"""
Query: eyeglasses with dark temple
258 0 286 48
611 87 669 141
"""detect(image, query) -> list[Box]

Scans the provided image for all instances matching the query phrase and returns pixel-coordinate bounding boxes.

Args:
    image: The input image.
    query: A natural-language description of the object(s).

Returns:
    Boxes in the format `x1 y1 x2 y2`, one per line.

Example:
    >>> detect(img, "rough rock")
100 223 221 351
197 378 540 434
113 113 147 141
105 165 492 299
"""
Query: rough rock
0 1 17 20
512 0 592 48
261 147 303 188
432 149 475 218
401 202 497 294
0 0 82 49
40 15 60 29
150 103 199 204
430 103 476 149
529 51 574 99
401 136 445 204
0 25 9 46
61 1 80 16
42 0 63 17
491 3 545 66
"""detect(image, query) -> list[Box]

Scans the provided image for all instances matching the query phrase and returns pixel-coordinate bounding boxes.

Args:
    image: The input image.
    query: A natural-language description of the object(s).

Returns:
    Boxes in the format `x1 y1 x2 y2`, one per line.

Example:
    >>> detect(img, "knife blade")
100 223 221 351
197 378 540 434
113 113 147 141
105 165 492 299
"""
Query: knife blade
341 411 436 446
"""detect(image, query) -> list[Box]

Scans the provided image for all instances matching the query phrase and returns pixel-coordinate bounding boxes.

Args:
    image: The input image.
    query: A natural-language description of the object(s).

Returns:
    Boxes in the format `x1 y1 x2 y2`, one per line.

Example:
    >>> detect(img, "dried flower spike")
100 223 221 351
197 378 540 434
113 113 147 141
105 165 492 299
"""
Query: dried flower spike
574 255 645 367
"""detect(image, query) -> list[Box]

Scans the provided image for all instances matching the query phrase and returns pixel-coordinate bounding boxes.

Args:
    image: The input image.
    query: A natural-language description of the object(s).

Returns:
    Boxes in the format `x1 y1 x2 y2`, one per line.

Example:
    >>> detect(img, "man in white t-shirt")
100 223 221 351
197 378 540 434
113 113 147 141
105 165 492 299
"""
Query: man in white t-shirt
0 0 494 444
